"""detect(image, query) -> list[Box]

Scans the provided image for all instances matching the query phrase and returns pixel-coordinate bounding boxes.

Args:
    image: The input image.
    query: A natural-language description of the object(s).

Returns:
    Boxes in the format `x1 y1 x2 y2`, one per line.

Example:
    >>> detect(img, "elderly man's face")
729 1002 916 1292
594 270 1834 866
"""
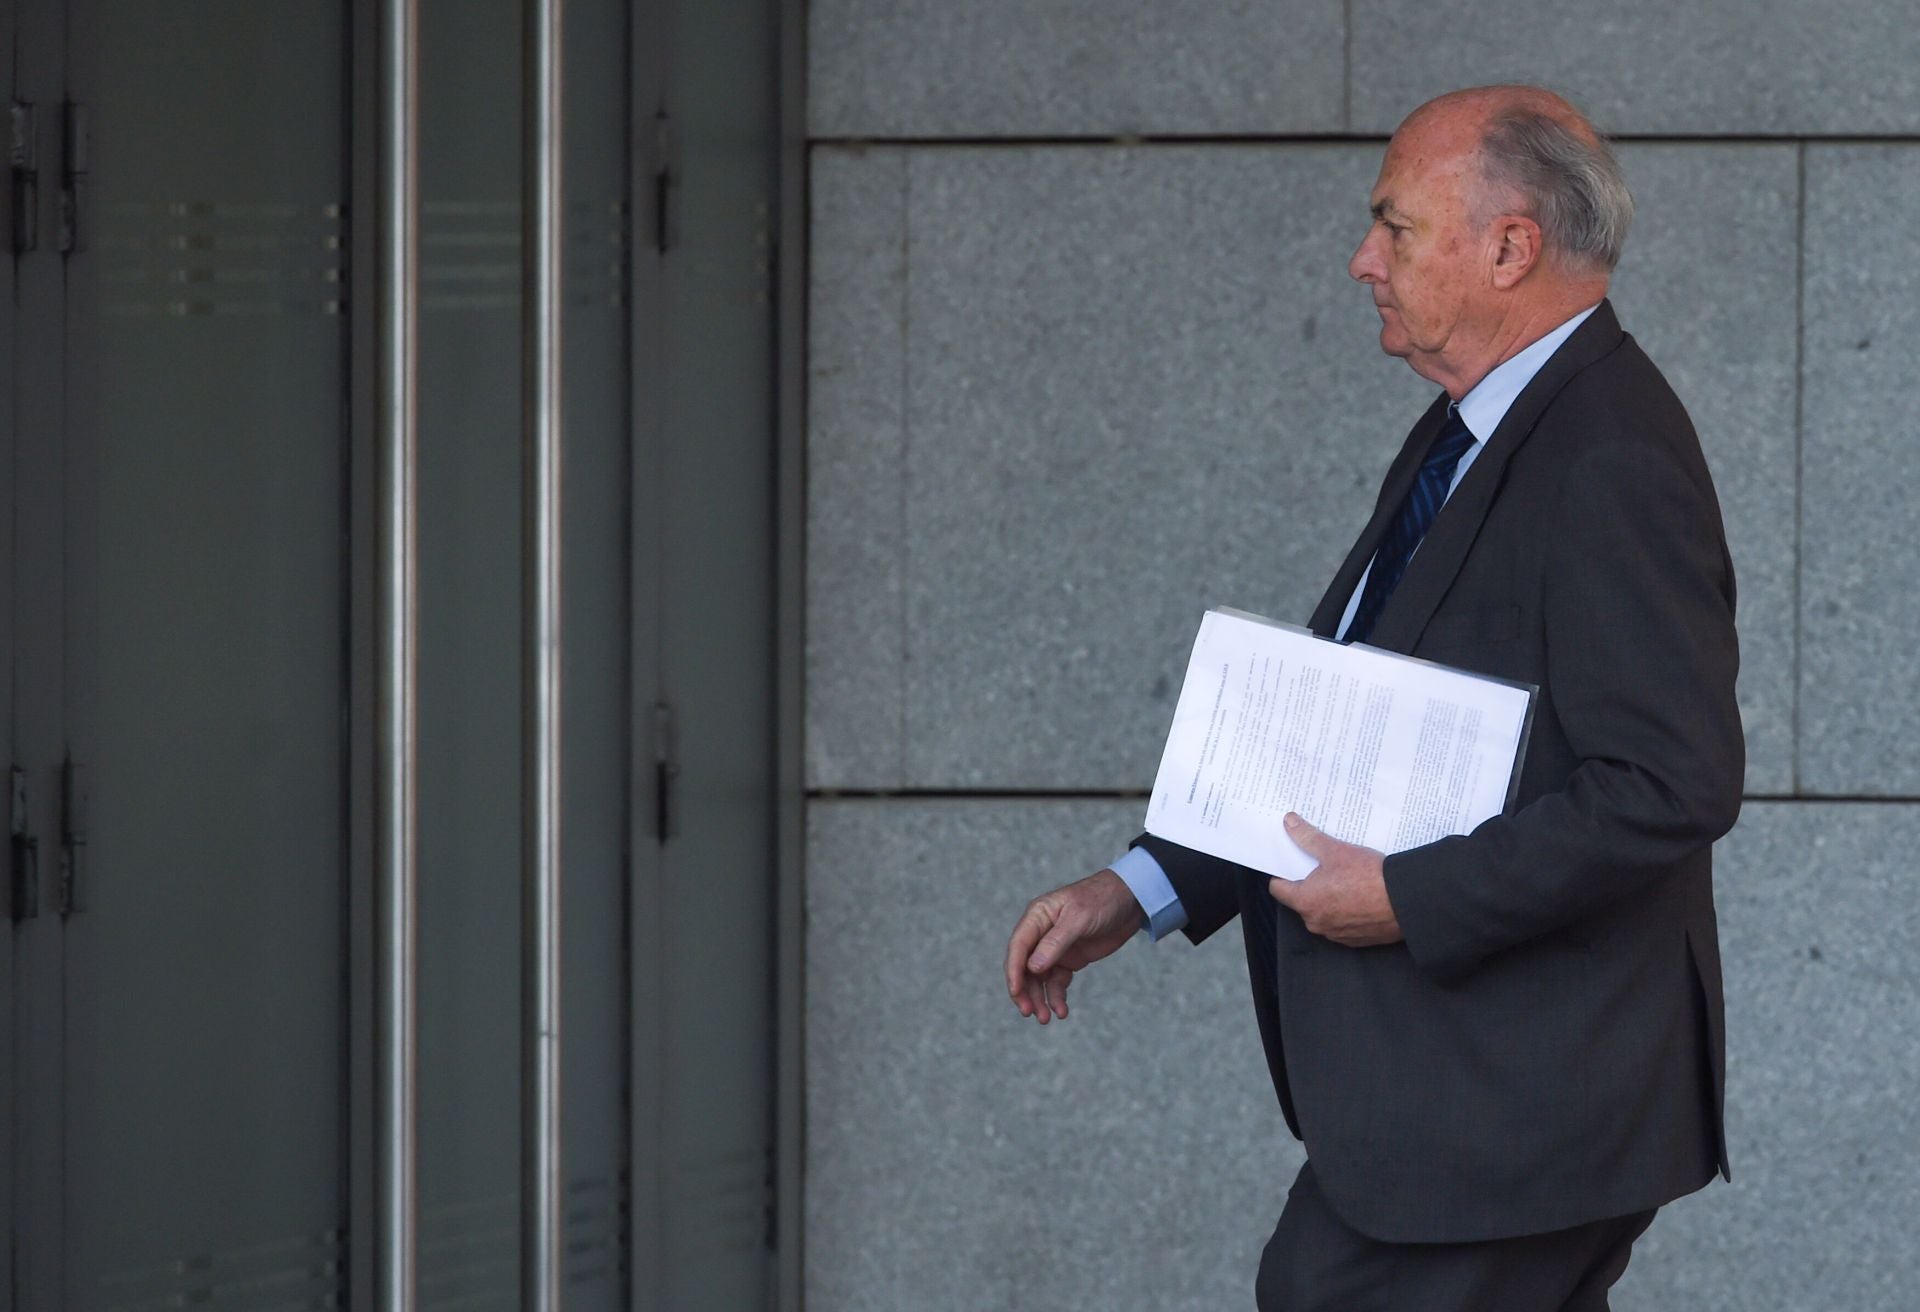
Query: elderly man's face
1348 117 1494 382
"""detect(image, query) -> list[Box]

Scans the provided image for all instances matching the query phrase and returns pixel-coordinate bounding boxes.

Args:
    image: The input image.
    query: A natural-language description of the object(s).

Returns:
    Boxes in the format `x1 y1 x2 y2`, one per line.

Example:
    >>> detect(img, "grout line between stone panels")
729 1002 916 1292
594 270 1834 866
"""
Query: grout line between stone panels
897 148 913 788
1792 142 1806 796
805 790 1907 803
810 789 1153 801
1739 794 1920 804
807 132 1920 149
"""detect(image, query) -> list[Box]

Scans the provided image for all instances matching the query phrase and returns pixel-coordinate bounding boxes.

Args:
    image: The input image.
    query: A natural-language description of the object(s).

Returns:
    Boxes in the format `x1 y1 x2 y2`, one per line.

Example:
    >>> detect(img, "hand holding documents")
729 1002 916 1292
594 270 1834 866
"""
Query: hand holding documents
1146 608 1536 880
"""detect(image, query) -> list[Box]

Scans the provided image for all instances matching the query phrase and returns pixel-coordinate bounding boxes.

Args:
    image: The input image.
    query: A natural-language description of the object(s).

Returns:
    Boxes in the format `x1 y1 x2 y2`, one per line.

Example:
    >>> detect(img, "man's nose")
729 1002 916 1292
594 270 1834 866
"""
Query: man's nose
1349 229 1383 283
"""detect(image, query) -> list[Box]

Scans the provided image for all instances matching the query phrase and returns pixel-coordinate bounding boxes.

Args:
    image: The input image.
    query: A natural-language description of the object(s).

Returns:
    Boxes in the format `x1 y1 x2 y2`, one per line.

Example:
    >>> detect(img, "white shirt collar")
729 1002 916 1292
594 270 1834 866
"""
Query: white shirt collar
1454 302 1602 442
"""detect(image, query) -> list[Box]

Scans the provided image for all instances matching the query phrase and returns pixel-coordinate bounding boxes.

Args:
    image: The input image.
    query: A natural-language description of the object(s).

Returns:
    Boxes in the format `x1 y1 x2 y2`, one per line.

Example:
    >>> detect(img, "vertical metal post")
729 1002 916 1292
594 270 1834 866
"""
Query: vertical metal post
374 0 420 1306
522 0 565 1307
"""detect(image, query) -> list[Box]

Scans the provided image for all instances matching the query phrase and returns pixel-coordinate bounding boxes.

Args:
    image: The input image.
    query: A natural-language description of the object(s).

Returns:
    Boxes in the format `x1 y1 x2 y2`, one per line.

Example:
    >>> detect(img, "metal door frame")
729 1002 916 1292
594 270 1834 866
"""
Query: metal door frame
1 0 20 1303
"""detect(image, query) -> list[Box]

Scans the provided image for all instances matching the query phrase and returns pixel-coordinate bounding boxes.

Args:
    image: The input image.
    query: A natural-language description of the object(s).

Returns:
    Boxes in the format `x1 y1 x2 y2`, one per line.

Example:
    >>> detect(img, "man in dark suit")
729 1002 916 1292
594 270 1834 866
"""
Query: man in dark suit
1003 85 1743 1309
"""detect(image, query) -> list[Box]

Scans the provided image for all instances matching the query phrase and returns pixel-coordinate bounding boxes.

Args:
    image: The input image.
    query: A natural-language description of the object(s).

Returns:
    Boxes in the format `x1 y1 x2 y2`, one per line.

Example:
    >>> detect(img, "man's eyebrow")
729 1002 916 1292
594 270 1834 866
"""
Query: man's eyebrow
1370 199 1402 221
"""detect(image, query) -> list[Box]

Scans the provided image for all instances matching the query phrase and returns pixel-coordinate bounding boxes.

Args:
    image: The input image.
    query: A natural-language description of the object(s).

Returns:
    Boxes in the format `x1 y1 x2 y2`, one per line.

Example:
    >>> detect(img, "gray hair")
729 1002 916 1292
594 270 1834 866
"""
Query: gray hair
1476 107 1634 273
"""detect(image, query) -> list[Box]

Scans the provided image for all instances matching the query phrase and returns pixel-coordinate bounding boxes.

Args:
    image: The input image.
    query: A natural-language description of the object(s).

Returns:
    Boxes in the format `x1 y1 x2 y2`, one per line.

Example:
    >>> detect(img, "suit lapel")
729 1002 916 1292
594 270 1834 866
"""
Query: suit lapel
1360 300 1628 654
1307 392 1452 636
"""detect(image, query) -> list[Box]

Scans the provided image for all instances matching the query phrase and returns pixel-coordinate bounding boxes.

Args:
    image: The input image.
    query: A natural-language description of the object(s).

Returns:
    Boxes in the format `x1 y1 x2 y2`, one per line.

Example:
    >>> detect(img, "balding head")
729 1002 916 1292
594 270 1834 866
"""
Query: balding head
1404 84 1591 134
1412 86 1634 274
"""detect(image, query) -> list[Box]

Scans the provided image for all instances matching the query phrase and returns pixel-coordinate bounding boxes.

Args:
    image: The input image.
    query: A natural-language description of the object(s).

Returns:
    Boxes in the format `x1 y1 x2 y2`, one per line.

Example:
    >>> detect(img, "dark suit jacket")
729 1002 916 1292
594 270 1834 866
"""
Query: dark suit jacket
1136 300 1743 1244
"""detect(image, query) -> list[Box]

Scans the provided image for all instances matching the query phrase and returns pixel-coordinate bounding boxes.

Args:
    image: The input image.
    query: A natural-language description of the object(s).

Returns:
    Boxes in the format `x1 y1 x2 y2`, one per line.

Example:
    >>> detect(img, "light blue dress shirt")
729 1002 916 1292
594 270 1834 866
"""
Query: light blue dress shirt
1113 304 1599 939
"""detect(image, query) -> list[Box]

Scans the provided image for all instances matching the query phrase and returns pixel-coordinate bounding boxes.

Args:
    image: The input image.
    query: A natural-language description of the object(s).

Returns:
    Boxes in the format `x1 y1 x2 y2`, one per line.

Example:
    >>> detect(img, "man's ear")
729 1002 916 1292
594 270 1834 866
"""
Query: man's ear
1488 215 1544 289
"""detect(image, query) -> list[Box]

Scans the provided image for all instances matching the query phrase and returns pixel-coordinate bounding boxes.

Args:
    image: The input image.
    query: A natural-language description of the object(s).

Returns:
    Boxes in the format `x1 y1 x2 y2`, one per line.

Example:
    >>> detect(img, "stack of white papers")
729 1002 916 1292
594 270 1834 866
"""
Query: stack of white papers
1146 608 1535 880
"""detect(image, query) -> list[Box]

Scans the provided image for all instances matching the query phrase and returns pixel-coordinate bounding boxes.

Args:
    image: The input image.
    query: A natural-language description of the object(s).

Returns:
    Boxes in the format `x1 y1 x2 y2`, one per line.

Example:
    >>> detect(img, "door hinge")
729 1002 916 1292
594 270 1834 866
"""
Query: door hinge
10 101 38 256
59 101 88 255
653 701 678 843
10 767 39 921
651 110 674 256
60 760 89 916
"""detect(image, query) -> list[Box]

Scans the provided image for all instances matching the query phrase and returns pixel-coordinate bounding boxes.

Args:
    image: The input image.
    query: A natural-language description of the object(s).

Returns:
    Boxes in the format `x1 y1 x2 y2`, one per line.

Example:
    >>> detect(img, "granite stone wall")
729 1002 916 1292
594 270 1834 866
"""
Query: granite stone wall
804 7 1920 1307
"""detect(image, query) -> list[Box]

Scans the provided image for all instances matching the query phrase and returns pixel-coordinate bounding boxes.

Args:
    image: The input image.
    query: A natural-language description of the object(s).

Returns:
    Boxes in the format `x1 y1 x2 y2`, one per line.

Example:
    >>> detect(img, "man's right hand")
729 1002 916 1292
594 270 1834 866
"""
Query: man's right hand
1003 868 1144 1025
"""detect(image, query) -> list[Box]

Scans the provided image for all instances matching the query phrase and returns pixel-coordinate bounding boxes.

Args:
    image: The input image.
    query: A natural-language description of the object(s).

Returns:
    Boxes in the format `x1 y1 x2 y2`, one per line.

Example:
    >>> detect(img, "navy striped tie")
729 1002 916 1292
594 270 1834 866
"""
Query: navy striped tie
1343 406 1477 645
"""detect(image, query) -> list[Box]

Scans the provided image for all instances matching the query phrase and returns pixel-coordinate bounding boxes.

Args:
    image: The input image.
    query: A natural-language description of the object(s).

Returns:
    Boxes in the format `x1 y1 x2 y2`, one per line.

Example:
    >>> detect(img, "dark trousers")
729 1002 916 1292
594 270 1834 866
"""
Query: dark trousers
1256 1163 1658 1312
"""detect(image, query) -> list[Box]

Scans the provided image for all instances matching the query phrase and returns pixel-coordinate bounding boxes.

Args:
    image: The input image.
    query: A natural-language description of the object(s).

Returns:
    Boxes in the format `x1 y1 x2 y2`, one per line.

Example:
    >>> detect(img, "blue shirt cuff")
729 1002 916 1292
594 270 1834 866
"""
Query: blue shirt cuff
1110 846 1188 942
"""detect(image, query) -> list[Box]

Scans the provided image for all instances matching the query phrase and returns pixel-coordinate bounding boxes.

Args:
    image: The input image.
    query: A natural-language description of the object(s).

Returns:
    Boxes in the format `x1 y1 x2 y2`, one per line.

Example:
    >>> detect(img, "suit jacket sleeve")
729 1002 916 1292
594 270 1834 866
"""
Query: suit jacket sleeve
1382 431 1745 983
